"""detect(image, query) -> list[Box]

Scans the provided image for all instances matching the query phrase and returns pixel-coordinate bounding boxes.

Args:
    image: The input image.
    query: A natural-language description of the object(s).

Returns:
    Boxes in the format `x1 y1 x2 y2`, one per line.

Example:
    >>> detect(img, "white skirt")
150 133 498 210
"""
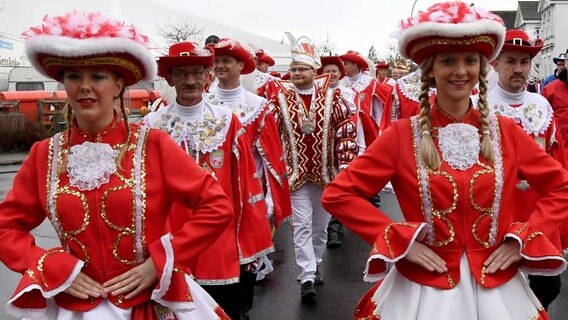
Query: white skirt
372 255 545 320
23 276 223 320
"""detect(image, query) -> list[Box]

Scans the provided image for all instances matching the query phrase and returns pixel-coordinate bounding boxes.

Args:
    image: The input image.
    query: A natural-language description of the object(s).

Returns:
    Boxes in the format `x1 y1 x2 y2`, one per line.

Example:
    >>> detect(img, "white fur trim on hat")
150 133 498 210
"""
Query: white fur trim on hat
394 2 506 63
398 19 506 62
25 35 156 82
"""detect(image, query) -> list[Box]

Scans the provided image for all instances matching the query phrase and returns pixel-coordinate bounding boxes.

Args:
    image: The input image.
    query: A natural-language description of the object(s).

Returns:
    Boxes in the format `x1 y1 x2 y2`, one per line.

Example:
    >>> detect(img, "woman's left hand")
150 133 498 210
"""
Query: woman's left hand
103 258 158 299
483 238 522 274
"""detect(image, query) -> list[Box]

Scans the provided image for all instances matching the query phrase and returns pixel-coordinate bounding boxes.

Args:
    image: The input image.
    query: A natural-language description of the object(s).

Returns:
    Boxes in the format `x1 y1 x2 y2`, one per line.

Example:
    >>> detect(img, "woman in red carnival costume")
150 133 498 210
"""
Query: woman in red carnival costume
0 12 234 320
322 2 568 319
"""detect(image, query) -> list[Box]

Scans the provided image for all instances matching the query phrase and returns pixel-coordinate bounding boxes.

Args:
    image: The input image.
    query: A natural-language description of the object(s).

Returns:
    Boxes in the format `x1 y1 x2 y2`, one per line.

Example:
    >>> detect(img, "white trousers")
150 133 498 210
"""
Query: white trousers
290 182 331 283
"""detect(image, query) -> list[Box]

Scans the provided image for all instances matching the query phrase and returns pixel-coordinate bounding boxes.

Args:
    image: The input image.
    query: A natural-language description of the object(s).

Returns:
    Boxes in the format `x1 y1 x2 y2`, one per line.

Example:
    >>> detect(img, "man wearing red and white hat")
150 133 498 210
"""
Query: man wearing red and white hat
489 30 567 310
240 48 280 100
255 49 275 73
269 33 359 302
376 60 396 86
318 56 380 247
142 41 274 320
339 50 394 132
206 38 291 315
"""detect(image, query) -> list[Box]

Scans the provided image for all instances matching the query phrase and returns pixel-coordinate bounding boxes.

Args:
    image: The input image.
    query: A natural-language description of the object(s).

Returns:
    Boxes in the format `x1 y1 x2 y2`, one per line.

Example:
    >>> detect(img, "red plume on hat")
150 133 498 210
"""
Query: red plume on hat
500 29 543 58
395 1 506 64
157 41 214 78
213 38 257 74
23 11 156 86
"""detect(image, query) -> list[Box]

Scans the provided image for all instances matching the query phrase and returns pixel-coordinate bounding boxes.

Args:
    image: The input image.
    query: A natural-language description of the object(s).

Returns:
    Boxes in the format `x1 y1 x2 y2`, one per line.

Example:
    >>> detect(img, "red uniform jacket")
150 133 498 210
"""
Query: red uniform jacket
323 106 568 291
143 101 274 285
0 119 233 314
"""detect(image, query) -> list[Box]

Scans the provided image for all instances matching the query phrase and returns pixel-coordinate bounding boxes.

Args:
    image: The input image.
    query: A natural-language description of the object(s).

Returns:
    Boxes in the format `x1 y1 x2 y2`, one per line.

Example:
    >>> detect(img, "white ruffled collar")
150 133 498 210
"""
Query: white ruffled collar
341 72 373 93
67 142 118 190
488 85 553 136
438 123 480 171
154 100 232 154
205 86 264 127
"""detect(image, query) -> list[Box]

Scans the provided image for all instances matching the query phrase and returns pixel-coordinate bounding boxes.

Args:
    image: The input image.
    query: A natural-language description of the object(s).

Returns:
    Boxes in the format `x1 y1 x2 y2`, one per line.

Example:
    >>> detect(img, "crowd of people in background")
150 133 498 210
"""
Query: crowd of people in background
1 1 568 320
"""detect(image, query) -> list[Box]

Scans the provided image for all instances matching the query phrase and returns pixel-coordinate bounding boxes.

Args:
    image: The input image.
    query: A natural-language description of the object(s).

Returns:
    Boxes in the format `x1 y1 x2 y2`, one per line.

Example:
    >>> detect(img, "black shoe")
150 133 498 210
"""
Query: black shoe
315 267 324 285
369 194 381 207
240 311 250 320
301 281 317 302
327 232 343 248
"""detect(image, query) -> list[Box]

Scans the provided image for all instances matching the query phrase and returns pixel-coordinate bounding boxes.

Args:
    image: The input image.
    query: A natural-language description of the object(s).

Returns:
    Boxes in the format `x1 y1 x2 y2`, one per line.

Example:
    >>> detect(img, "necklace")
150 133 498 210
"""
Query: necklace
294 89 317 135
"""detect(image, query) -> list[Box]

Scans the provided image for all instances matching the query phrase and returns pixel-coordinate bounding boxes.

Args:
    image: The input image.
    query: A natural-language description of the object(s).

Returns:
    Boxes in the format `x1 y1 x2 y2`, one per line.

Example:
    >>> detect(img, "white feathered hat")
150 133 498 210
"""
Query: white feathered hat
395 1 506 64
23 11 156 86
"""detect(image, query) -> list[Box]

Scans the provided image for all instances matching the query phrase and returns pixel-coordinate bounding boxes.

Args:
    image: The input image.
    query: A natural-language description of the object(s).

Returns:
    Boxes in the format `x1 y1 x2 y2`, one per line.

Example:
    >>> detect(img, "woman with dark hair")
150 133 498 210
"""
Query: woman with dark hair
0 12 233 320
322 2 568 319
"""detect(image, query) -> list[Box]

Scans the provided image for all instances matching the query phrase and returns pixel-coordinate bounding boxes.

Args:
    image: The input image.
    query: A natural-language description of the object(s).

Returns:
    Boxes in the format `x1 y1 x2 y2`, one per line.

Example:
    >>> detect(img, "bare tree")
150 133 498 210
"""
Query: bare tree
368 45 378 63
156 15 204 54
379 41 404 67
313 33 336 57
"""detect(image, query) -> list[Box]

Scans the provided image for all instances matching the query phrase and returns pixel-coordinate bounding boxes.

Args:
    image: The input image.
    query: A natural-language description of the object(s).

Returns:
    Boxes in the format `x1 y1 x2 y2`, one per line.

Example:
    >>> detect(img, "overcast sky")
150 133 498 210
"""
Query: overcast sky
156 0 520 56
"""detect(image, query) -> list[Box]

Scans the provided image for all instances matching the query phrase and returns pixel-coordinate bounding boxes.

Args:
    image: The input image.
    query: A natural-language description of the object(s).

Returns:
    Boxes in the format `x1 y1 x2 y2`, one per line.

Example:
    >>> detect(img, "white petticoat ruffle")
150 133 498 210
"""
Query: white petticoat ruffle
438 123 480 171
370 255 544 320
67 142 118 191
23 280 223 320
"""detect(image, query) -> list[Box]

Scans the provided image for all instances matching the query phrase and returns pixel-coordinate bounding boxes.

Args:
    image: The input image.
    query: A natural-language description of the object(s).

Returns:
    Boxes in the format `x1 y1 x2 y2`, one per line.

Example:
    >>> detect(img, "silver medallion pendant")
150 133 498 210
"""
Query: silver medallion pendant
300 117 315 135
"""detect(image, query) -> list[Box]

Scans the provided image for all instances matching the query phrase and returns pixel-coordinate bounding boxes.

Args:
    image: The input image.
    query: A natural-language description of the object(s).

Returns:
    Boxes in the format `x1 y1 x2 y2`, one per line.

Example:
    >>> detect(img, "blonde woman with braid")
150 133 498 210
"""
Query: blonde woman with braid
322 2 568 320
0 12 234 320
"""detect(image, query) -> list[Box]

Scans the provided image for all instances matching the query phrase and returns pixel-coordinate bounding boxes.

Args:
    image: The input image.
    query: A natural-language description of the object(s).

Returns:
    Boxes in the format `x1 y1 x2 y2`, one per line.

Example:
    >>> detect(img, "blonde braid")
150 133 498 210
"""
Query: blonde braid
477 56 495 162
418 57 441 170
117 87 130 171
58 103 73 174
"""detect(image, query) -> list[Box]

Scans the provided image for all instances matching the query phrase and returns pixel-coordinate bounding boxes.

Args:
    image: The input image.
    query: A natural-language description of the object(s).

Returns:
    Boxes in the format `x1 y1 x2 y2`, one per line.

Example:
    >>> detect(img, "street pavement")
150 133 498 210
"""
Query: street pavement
0 165 567 319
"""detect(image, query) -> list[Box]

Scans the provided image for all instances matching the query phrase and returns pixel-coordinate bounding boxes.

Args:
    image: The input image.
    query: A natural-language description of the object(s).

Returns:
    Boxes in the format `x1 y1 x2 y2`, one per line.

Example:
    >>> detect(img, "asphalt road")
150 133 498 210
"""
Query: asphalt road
0 167 567 320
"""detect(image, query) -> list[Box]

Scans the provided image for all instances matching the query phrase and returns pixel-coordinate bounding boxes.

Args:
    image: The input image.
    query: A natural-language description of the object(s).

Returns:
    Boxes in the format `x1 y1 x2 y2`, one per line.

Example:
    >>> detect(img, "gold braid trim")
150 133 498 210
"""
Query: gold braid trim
43 56 142 81
410 35 496 58
37 249 66 288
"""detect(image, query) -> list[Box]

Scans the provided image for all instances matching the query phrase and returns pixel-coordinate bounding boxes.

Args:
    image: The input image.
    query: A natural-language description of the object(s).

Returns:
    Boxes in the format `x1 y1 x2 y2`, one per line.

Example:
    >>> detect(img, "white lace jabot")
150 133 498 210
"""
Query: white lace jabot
438 123 480 171
67 142 119 190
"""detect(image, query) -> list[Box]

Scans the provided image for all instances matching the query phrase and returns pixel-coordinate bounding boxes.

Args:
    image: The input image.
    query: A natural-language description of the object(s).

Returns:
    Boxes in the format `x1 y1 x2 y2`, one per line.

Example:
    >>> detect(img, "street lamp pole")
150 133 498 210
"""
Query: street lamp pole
411 0 419 17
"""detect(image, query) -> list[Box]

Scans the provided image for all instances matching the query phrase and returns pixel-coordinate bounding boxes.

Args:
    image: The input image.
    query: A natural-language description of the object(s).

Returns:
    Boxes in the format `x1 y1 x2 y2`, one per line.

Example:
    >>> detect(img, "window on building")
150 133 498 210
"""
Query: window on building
15 82 45 91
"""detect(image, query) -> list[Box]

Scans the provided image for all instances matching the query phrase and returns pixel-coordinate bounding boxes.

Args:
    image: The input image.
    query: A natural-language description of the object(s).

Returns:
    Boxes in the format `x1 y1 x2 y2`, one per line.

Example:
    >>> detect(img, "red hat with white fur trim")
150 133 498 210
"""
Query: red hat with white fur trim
500 29 543 58
213 38 257 74
23 11 156 86
157 41 214 78
396 1 506 64
340 51 369 71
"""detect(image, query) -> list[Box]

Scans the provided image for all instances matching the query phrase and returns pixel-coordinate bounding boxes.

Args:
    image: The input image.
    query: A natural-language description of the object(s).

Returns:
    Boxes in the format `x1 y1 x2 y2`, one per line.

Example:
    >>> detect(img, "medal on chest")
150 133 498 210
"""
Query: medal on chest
295 90 317 135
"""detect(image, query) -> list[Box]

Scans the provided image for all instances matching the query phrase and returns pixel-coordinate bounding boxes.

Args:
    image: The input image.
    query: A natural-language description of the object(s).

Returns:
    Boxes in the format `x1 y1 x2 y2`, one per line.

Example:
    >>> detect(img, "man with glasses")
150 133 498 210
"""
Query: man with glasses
142 41 274 320
489 30 567 311
268 33 359 303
